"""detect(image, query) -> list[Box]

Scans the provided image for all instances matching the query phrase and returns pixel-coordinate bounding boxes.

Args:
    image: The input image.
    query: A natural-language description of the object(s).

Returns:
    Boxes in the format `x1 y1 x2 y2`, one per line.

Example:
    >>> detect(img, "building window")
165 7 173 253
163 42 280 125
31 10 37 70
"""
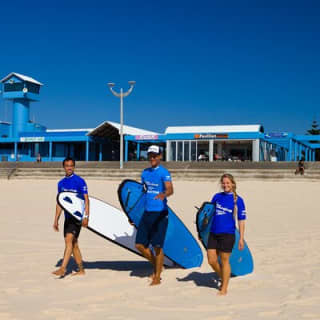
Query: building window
53 143 67 158
26 83 40 94
191 141 197 161
177 142 183 161
184 141 190 161
4 82 24 92
170 141 176 161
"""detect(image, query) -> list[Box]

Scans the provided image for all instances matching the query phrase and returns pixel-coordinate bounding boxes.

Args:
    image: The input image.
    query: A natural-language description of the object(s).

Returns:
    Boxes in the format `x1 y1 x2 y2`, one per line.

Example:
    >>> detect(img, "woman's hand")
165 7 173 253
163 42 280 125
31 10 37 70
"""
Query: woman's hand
238 238 245 251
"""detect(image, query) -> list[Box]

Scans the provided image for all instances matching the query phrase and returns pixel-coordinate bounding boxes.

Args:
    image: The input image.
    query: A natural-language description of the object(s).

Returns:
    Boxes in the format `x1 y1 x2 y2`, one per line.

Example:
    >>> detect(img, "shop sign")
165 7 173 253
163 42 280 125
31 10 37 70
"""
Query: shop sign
194 133 229 139
264 132 288 139
135 135 159 140
20 137 45 142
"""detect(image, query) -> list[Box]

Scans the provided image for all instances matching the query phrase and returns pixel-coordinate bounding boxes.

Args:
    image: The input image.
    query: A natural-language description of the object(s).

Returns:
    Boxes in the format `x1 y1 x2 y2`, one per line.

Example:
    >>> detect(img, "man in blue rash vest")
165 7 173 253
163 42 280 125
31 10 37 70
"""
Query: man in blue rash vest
52 157 89 277
135 145 174 286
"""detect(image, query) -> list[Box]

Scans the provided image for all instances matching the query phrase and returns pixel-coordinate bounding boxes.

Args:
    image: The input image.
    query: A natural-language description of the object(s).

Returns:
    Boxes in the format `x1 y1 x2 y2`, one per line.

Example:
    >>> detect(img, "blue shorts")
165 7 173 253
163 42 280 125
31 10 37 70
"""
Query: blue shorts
135 210 169 248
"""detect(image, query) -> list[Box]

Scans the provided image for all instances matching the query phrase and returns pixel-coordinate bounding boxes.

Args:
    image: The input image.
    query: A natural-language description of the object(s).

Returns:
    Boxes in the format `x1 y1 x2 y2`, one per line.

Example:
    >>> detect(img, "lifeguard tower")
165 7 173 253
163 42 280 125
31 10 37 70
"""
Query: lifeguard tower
0 72 43 137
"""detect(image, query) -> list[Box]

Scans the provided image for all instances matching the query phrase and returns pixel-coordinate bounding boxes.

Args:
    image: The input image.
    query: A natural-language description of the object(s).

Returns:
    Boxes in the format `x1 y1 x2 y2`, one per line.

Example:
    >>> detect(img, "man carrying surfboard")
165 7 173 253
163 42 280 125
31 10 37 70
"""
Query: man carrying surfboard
52 157 89 277
135 145 173 286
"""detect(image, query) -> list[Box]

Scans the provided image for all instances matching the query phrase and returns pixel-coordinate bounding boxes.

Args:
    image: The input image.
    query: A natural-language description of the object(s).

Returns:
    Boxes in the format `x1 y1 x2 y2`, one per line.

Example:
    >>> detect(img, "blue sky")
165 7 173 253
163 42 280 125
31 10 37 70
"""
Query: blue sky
0 0 319 134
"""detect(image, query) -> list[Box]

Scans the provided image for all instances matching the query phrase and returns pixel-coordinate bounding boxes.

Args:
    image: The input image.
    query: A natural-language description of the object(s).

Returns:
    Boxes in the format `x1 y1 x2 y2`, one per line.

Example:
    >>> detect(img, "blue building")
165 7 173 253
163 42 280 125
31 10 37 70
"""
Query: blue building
1 72 319 162
125 126 319 162
0 72 156 162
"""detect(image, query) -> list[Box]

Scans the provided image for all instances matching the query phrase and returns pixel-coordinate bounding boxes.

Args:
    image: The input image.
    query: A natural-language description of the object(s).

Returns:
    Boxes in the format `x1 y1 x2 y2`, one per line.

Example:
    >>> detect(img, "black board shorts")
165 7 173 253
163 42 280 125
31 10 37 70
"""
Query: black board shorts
207 233 235 253
135 210 169 248
64 217 82 239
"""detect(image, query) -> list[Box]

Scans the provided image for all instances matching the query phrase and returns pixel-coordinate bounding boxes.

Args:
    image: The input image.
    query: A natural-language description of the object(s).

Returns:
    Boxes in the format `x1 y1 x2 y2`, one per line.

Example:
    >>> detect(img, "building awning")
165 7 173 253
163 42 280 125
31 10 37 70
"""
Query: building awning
165 124 264 134
0 72 43 85
87 121 158 139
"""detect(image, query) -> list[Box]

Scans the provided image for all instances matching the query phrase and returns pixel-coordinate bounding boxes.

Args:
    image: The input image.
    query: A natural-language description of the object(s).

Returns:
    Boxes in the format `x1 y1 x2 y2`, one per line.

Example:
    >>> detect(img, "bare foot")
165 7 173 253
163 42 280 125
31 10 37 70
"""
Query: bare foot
150 277 161 286
72 269 85 276
52 268 66 277
149 273 162 281
217 289 227 296
149 273 155 280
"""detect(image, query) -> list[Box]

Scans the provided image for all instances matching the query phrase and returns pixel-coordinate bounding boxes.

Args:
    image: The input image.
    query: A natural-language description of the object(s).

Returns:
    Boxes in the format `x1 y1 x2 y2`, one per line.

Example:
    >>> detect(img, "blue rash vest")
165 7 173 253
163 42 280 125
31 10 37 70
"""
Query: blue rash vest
141 165 172 212
210 192 246 234
58 174 88 219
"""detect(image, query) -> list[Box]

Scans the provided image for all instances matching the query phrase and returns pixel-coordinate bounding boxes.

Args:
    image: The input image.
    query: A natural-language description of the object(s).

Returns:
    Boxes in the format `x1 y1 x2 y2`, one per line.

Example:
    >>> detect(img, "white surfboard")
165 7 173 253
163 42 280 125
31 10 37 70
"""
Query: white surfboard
57 192 175 267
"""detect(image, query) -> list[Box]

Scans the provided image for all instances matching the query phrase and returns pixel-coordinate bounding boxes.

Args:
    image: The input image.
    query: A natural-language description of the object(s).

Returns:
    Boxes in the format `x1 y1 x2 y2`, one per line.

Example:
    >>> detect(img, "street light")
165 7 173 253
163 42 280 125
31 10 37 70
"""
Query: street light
107 81 135 169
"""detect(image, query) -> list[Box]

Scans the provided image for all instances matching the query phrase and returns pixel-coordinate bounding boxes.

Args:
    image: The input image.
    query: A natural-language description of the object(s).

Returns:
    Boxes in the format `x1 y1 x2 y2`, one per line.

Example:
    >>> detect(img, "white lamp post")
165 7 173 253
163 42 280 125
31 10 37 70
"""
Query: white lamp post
107 81 135 169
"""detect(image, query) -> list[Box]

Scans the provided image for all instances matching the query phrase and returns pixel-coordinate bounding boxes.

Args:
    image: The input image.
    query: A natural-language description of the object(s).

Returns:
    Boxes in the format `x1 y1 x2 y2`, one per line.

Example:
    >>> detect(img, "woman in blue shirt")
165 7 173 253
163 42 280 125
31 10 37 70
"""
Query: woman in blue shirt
207 173 246 296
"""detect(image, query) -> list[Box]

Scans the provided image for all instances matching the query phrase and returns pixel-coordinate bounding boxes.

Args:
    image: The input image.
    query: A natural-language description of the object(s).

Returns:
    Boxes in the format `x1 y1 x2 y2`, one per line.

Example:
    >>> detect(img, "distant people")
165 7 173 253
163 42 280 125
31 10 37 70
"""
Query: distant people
52 157 89 277
295 159 305 175
36 153 41 163
198 153 207 161
134 145 173 286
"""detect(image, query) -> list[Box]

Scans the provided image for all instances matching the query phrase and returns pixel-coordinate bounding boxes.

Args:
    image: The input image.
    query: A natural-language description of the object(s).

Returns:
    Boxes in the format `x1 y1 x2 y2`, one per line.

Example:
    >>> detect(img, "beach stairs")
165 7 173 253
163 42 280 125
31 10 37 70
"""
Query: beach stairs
2 162 320 180
0 168 14 179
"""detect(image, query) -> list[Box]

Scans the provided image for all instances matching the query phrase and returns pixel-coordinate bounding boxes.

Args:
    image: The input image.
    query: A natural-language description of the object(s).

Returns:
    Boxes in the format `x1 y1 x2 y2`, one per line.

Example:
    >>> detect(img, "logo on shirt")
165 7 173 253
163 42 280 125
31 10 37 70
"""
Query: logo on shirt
62 188 77 192
215 202 232 216
145 181 160 195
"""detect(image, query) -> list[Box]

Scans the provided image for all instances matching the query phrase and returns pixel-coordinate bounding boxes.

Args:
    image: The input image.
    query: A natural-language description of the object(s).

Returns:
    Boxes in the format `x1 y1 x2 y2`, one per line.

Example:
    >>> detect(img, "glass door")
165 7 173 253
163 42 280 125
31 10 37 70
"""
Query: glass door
177 141 183 161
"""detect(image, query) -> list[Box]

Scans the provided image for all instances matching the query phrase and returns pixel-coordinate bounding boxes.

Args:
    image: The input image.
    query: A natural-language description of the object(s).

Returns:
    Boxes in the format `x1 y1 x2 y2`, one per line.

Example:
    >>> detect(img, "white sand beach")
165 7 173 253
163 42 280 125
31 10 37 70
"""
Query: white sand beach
0 179 319 320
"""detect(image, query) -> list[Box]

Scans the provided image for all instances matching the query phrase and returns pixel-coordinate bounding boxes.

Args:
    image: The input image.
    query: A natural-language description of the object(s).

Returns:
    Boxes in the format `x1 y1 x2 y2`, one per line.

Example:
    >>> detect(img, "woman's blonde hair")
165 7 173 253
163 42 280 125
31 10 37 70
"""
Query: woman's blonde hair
220 173 238 218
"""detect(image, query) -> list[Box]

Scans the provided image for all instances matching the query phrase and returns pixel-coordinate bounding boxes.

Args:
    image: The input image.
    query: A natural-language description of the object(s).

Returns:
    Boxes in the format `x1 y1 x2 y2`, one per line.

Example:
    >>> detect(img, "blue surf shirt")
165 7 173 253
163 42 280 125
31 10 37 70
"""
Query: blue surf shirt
58 174 88 219
210 192 246 234
141 165 172 212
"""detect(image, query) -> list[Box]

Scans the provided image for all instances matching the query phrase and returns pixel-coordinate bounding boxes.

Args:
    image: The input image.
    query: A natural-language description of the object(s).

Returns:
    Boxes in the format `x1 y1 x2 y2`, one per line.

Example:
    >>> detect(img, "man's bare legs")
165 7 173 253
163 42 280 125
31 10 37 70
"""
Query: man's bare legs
150 247 164 286
71 239 85 276
52 233 74 276
52 234 85 277
135 244 158 281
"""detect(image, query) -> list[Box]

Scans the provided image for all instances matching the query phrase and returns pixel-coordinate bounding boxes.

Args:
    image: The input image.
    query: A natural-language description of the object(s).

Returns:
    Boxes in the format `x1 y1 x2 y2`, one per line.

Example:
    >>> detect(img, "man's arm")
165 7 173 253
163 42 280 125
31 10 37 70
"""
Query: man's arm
164 181 173 197
53 203 63 232
155 181 173 200
82 194 90 227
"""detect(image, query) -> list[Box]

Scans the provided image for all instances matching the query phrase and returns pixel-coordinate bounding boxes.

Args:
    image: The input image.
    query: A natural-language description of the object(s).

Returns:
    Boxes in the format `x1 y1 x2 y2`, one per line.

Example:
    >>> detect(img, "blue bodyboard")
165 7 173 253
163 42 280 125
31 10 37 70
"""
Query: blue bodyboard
196 202 254 276
118 179 203 269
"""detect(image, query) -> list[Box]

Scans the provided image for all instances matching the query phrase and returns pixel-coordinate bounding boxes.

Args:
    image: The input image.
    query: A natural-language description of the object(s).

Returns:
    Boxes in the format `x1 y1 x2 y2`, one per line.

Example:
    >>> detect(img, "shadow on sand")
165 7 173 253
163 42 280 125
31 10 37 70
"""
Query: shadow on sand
55 258 162 278
176 272 221 289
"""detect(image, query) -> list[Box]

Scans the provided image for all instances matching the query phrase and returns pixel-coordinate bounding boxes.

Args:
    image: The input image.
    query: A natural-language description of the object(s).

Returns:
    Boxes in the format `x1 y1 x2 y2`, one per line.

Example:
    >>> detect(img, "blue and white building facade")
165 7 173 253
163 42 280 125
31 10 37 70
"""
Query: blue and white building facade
125 126 318 162
0 72 156 162
0 72 318 162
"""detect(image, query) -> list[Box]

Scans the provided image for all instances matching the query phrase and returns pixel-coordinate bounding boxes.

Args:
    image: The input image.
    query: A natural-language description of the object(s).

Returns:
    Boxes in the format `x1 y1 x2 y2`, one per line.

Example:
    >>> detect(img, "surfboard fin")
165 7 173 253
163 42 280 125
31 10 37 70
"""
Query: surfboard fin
201 215 209 230
63 196 73 204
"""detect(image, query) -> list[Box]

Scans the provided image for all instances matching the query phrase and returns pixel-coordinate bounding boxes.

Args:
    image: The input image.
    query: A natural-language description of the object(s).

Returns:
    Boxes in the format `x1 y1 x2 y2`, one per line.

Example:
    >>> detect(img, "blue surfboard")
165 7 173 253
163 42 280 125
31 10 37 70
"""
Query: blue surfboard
118 179 203 269
196 202 254 276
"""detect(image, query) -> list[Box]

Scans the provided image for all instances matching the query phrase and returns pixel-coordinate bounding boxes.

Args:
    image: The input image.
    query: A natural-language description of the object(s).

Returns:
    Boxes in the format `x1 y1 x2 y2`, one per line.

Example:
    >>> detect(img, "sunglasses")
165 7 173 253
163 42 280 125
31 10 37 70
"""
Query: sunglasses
148 153 159 159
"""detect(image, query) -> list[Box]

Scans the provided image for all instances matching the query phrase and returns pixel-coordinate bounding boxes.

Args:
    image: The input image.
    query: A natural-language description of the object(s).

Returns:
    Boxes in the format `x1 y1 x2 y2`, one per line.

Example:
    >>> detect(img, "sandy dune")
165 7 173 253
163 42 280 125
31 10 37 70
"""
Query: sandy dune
0 179 319 320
